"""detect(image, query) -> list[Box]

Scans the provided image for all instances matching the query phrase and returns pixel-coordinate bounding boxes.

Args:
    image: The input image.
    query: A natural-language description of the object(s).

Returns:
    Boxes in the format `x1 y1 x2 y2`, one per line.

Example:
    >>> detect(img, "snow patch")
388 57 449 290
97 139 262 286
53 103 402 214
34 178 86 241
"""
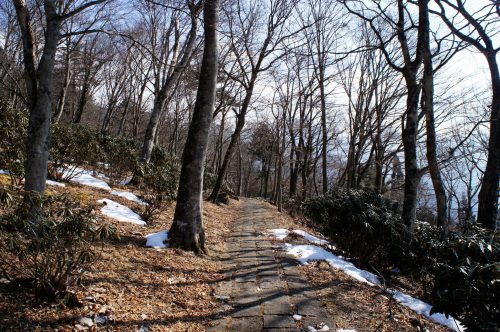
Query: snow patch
293 314 302 321
98 198 145 225
145 230 169 249
111 190 147 205
277 230 465 332
307 325 330 332
62 167 111 190
292 229 329 245
268 228 289 240
119 176 133 186
46 179 66 187
0 170 10 175
337 330 356 332
283 243 380 286
391 290 465 332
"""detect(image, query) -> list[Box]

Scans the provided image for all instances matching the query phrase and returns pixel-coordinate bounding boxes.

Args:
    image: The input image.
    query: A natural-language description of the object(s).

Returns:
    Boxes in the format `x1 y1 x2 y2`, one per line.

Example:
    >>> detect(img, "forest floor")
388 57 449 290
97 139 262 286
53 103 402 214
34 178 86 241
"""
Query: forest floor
0 173 456 332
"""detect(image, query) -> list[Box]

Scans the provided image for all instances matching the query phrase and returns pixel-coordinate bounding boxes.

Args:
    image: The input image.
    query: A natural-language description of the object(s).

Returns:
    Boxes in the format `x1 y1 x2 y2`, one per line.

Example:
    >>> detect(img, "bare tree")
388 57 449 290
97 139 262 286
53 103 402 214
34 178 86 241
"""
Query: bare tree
431 0 499 229
13 0 110 193
139 0 202 163
169 0 220 253
208 0 300 202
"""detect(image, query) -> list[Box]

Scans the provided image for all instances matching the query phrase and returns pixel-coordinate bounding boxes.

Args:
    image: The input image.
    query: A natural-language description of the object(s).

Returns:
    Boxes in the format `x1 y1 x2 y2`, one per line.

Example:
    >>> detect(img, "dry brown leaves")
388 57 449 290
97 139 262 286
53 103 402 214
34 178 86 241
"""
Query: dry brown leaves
0 180 241 332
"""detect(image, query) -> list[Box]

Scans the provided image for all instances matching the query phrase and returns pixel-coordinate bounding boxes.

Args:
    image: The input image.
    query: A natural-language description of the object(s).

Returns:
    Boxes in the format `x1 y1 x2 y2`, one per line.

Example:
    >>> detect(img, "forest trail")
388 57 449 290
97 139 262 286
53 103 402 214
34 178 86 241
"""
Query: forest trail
209 199 335 332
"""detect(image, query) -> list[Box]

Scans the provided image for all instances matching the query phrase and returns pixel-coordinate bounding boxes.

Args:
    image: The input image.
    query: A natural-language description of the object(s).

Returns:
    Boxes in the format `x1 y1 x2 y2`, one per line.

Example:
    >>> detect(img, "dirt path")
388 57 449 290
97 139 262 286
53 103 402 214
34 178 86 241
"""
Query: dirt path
208 199 335 332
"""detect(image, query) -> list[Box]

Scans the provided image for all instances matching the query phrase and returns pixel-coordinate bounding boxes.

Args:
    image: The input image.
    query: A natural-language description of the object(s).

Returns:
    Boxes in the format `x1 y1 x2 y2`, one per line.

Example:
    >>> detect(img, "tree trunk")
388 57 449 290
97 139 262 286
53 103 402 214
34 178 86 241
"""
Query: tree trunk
401 74 421 231
318 62 328 195
477 54 500 230
208 85 254 201
169 0 219 253
54 46 71 123
15 0 61 193
139 5 200 163
421 0 448 232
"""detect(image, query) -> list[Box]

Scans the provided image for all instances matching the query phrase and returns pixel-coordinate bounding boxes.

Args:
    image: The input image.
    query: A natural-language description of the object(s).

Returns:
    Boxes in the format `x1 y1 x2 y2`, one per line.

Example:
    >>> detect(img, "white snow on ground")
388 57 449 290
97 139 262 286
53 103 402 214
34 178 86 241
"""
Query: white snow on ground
273 228 465 332
337 330 356 332
268 228 329 245
46 179 66 187
283 244 381 286
390 290 465 332
292 229 329 245
119 176 133 186
145 230 169 248
111 190 147 205
0 170 10 175
307 326 330 332
64 168 111 190
97 198 145 225
268 228 290 240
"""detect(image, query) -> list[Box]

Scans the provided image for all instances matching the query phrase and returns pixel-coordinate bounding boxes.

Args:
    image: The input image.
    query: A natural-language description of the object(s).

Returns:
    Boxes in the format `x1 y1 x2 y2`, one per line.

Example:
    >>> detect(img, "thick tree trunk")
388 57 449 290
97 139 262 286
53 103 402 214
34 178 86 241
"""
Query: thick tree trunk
421 0 448 232
477 54 500 230
401 75 421 231
169 0 219 253
15 0 61 193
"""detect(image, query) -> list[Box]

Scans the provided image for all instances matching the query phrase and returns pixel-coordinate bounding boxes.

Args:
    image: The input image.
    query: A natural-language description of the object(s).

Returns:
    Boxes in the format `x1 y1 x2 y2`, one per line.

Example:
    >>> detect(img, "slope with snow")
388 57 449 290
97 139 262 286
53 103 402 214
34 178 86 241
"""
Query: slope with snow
97 198 145 225
269 228 465 332
111 190 147 205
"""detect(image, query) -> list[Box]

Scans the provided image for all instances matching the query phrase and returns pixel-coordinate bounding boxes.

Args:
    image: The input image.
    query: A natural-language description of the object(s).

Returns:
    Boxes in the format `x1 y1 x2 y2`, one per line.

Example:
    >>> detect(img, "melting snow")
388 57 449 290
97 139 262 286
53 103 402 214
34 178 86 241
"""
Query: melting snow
292 229 329 245
66 169 111 190
46 179 66 187
272 229 465 332
145 230 169 249
337 330 356 332
119 176 133 186
111 190 147 205
268 228 289 240
283 244 380 286
98 198 145 225
390 290 465 332
307 326 330 332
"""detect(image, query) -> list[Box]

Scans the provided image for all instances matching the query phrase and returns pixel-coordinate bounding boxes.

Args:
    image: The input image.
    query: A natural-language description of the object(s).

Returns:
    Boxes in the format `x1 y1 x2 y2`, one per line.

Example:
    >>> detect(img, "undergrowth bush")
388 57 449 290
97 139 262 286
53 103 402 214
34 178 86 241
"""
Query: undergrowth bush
99 134 139 183
130 147 180 222
0 99 27 185
431 228 499 331
303 188 402 268
49 124 104 181
0 191 116 299
303 188 499 330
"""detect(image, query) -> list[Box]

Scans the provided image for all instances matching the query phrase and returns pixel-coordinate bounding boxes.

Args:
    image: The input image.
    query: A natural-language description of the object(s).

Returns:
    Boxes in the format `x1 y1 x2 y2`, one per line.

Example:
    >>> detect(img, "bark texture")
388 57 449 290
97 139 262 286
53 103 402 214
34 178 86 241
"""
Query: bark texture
169 0 220 253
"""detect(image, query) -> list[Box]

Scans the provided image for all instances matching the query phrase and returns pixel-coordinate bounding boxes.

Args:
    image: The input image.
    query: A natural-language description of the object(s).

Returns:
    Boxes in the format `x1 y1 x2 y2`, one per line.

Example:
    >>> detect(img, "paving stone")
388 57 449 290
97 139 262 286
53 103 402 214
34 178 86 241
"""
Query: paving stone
230 317 263 332
262 296 293 315
232 305 262 317
263 315 297 328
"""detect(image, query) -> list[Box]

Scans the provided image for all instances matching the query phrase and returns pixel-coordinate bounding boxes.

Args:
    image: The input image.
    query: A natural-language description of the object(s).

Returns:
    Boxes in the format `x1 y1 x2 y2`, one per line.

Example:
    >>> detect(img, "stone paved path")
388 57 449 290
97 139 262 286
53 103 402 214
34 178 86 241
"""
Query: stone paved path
209 199 335 332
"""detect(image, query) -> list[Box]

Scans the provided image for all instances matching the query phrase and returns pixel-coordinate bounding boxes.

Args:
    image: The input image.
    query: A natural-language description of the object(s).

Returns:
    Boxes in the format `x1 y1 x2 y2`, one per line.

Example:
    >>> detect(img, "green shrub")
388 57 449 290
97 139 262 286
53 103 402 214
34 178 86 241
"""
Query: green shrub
431 228 499 331
303 188 403 268
49 124 104 181
98 134 139 183
0 191 116 299
0 100 27 185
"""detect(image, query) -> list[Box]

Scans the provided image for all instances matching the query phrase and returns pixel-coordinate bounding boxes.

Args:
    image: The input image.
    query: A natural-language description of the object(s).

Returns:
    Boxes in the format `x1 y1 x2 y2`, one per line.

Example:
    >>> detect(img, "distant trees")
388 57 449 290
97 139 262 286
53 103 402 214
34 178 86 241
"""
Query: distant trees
1 0 496 234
